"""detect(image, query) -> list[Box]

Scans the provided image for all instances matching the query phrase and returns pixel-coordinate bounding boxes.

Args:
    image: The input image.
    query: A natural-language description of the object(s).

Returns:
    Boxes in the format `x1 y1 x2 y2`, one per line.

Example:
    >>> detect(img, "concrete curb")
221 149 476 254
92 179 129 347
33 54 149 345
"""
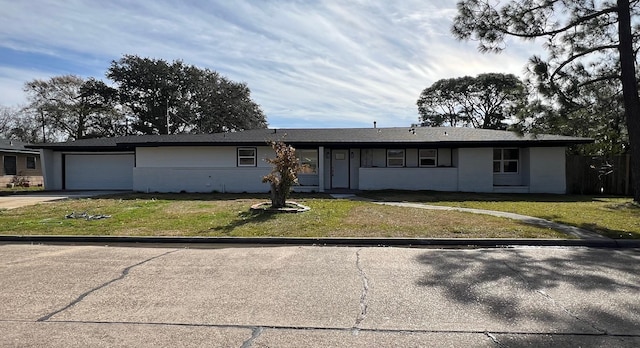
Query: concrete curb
1 235 639 248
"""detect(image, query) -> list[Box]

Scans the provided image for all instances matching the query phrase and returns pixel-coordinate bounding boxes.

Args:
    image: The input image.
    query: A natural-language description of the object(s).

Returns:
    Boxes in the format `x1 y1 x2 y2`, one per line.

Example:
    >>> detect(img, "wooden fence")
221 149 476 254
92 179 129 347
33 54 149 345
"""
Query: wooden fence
566 155 633 195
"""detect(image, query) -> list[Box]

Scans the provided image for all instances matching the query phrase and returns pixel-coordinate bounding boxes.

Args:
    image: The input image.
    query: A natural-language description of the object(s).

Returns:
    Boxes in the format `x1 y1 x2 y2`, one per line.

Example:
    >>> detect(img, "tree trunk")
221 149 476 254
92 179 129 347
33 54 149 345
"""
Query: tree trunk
617 0 640 202
270 183 287 208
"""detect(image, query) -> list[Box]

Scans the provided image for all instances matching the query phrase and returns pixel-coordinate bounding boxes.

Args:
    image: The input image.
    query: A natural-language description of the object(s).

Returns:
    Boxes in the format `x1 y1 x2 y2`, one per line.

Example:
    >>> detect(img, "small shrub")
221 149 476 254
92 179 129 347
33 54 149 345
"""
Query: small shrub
262 140 301 208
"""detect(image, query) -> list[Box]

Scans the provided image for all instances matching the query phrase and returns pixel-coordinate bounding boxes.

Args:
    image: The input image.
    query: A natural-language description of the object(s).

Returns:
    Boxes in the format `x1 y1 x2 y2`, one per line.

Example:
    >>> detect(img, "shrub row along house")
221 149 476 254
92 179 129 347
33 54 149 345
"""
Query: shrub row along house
27 127 592 194
1 139 43 188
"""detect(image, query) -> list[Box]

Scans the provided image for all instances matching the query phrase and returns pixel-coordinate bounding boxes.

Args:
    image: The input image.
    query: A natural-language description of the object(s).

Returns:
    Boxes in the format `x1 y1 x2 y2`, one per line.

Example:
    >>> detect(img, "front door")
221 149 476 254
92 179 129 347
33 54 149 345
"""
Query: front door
3 156 17 175
331 149 349 189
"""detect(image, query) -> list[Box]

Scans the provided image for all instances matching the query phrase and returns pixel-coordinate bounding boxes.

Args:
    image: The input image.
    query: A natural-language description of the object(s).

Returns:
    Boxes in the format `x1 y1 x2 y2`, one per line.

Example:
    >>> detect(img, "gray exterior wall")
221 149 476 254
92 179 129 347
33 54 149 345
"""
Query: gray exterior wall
457 148 494 192
36 144 570 194
529 147 566 193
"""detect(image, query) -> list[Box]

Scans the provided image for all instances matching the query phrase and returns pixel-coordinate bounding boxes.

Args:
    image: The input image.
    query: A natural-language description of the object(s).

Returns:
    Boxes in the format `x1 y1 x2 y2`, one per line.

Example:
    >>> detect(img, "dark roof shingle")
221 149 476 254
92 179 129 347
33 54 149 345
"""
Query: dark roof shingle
27 127 593 150
0 139 40 154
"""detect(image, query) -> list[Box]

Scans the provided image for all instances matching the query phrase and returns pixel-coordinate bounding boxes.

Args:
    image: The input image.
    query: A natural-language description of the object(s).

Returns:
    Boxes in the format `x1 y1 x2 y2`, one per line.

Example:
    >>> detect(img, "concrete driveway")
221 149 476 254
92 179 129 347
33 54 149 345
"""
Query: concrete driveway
1 245 638 347
0 191 128 209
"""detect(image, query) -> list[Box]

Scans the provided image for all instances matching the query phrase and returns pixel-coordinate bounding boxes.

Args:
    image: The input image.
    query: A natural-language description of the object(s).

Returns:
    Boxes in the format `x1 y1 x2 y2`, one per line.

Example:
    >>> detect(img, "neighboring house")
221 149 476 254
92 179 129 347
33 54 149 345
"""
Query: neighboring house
27 127 592 194
1 139 44 188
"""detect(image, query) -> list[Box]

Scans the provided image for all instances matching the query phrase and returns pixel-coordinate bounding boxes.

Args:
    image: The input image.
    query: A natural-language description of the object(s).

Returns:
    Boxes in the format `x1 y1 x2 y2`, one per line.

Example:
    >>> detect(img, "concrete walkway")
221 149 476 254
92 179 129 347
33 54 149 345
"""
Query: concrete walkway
0 191 128 210
375 201 607 240
330 194 608 240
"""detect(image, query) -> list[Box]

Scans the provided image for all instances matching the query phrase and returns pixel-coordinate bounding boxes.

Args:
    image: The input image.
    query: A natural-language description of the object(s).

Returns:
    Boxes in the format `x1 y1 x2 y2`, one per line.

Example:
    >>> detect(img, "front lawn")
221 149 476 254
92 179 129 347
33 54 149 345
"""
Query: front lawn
0 193 566 239
359 191 640 239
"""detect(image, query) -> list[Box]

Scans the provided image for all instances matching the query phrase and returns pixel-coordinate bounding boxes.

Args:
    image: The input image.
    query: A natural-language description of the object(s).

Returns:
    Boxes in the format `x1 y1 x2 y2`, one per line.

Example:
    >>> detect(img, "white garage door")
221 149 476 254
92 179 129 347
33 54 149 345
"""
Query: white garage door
65 154 134 190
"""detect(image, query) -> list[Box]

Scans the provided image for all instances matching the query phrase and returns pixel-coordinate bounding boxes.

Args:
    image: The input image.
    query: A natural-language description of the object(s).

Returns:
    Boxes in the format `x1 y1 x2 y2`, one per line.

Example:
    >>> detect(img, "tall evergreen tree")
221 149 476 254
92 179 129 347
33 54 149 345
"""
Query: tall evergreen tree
452 0 640 201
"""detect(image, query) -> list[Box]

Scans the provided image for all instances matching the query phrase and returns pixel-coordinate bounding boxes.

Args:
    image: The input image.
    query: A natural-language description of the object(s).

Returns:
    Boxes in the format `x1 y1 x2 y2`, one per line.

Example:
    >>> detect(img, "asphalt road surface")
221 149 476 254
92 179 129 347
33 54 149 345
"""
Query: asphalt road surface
1 244 638 347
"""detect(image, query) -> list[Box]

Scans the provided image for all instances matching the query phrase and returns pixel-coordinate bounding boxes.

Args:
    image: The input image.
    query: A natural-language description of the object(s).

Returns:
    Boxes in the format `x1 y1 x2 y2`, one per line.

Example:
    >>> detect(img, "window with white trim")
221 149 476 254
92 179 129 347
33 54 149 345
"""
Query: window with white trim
297 149 318 174
387 149 405 167
419 149 437 167
237 148 257 167
493 148 519 173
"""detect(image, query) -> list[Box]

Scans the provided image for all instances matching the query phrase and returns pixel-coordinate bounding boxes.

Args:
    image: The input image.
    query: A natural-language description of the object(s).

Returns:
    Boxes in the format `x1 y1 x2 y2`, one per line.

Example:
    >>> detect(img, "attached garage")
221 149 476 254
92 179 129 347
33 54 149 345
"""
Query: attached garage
64 153 134 190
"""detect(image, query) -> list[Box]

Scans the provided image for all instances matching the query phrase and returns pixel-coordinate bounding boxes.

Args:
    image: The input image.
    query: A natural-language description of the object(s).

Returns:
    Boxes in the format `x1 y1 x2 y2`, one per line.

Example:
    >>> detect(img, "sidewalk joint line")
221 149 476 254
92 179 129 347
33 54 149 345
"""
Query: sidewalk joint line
38 319 640 338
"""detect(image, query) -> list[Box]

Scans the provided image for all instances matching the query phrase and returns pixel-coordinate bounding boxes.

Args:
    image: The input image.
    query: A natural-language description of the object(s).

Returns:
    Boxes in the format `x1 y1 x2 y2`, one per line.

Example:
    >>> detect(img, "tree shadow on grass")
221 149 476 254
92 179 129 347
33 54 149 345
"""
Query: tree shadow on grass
206 210 277 234
413 248 640 346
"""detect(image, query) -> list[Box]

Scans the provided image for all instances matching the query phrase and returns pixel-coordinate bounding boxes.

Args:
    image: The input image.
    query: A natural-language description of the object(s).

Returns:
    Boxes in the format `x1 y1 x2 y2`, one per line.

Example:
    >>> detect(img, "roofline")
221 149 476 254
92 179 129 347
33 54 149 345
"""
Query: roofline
25 144 136 151
29 139 593 150
0 148 41 154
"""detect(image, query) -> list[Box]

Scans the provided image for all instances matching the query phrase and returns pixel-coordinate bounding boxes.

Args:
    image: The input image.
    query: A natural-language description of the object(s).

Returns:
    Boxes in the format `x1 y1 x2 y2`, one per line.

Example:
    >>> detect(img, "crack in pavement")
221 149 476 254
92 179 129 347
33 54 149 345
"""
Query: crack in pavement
37 249 180 322
501 259 609 335
240 327 264 348
353 249 370 327
20 319 640 338
484 331 505 347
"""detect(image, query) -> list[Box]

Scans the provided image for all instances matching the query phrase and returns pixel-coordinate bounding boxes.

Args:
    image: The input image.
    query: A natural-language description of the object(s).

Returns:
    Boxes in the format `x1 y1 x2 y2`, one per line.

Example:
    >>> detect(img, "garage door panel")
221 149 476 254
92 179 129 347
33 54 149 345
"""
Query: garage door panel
65 154 134 190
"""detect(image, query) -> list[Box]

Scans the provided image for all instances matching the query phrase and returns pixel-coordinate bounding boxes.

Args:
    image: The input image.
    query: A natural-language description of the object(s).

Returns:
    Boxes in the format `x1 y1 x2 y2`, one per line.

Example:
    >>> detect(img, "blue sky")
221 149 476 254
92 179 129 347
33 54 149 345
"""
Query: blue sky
0 0 541 129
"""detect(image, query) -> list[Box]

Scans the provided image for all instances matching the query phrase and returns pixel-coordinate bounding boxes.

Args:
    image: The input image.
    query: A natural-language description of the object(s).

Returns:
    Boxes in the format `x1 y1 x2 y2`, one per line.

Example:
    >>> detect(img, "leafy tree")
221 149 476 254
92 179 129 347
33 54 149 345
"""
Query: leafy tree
23 75 125 141
0 106 18 139
0 106 43 143
452 0 640 201
417 73 527 129
262 140 301 208
107 55 267 135
525 78 628 155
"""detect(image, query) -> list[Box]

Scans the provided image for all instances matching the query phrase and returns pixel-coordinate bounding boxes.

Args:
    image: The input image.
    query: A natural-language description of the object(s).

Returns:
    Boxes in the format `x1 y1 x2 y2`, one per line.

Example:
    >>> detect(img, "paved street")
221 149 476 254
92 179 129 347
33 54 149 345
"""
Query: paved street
0 244 638 347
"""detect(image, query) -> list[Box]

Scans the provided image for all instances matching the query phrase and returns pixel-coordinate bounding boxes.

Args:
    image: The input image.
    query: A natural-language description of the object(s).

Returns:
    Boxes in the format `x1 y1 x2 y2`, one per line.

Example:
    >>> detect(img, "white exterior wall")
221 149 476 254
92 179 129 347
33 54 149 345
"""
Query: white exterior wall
133 146 274 193
457 148 493 192
358 168 458 191
529 147 567 193
40 149 63 190
134 167 271 193
136 146 273 168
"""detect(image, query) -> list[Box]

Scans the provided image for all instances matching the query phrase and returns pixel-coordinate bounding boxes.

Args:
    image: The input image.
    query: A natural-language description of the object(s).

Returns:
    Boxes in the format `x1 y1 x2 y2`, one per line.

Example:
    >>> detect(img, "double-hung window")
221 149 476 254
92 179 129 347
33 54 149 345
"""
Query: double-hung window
387 149 405 167
493 148 519 173
419 149 437 167
237 148 257 167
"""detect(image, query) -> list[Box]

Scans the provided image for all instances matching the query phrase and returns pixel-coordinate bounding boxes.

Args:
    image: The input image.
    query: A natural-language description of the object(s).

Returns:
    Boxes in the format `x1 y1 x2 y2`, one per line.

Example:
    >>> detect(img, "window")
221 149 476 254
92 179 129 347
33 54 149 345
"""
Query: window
297 149 318 174
3 156 17 175
26 156 36 169
419 149 437 167
237 148 256 166
493 148 519 173
387 149 405 167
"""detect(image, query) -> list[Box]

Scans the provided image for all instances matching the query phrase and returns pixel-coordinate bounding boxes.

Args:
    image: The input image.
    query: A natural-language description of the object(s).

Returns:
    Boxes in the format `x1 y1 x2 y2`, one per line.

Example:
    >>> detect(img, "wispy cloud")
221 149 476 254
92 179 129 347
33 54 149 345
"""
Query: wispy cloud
0 0 541 128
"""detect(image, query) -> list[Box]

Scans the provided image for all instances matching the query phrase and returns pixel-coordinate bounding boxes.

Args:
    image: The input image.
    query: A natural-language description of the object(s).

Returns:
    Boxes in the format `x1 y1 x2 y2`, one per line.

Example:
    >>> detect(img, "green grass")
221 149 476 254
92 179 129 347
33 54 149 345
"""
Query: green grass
0 193 566 238
0 186 45 196
359 191 640 239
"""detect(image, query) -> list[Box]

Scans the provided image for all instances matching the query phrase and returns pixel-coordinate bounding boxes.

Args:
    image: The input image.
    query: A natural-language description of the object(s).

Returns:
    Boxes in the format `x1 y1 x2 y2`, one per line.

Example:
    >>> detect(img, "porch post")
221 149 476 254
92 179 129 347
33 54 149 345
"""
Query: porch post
318 146 325 192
